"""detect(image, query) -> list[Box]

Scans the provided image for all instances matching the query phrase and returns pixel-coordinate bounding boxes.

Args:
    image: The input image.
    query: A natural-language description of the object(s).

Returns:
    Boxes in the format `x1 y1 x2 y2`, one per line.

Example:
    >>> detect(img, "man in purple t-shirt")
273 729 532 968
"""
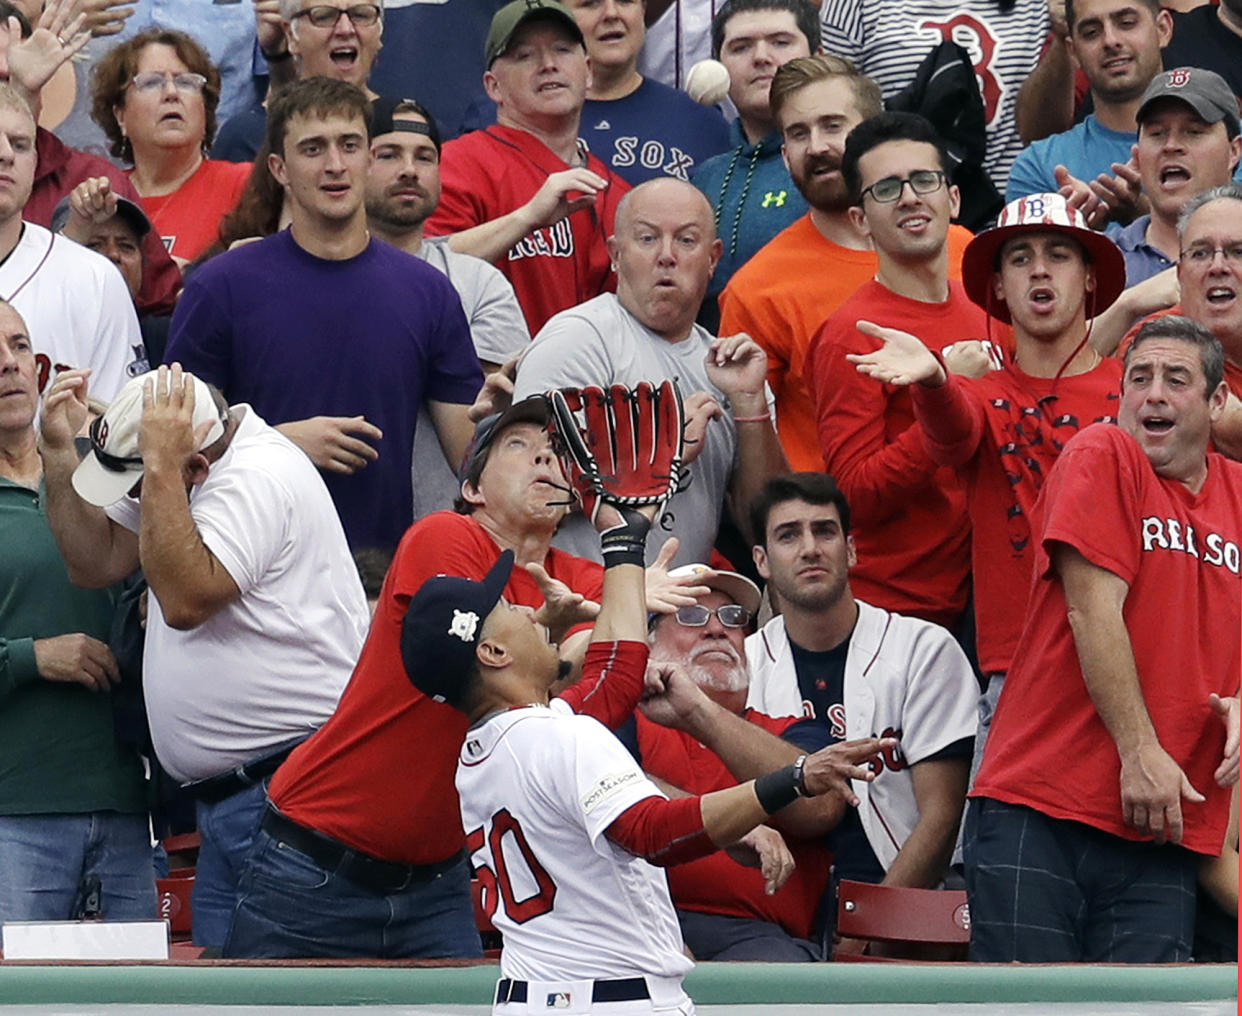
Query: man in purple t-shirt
166 78 482 553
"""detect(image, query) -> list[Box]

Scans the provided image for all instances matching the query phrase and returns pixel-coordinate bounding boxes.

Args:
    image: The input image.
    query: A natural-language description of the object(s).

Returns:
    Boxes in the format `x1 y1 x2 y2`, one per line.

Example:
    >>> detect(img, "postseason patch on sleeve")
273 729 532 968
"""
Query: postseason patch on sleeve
581 769 644 815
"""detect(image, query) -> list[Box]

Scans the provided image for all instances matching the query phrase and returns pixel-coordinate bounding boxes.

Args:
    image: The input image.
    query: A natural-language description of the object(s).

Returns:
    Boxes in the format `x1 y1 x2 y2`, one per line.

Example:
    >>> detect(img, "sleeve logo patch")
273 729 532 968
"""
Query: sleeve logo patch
581 769 642 814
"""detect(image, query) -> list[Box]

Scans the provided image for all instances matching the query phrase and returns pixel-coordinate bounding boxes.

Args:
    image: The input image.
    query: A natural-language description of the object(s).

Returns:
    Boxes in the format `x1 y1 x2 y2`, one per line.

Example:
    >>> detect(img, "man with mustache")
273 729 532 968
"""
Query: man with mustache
744 473 977 953
719 56 975 472
632 564 836 961
363 95 529 518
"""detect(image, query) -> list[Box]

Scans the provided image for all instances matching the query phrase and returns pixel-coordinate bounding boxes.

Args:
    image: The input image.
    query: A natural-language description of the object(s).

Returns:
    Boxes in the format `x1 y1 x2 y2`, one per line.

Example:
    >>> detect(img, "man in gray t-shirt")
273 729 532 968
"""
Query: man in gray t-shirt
513 177 786 567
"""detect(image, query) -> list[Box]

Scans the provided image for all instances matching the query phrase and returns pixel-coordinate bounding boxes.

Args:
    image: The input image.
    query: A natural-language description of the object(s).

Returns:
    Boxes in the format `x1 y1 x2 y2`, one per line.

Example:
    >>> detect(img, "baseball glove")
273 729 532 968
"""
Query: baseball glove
545 380 684 525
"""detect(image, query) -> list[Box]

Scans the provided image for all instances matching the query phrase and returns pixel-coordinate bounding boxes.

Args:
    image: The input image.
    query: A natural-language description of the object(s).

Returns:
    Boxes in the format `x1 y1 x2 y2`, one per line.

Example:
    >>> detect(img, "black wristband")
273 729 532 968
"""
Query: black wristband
753 764 801 814
791 753 809 797
599 507 651 569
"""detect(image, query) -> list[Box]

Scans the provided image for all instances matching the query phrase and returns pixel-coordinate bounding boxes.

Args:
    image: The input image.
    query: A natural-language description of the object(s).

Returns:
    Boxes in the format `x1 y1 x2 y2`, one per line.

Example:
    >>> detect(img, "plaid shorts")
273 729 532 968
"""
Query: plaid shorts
964 798 1196 963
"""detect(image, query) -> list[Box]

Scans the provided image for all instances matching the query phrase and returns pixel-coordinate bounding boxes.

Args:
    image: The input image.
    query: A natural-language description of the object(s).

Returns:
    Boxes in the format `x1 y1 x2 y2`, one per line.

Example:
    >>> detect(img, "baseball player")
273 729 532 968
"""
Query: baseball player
743 473 977 955
403 387 892 1013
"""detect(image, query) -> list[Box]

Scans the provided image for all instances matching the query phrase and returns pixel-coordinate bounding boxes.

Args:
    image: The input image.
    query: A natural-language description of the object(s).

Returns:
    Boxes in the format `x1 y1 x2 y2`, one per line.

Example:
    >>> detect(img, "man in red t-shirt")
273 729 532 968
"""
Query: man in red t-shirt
633 565 836 961
223 399 605 958
966 315 1242 963
805 112 1008 632
424 0 629 334
847 192 1128 771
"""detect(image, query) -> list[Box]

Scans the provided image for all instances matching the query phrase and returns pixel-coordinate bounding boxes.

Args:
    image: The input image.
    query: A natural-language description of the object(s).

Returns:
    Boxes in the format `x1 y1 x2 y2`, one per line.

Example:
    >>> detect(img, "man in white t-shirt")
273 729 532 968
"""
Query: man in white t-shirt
37 365 369 951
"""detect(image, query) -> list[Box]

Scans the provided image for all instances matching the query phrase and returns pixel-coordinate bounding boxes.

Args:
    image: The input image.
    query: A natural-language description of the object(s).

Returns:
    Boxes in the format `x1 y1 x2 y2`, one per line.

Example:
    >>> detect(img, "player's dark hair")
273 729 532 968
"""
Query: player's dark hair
841 112 951 206
750 472 852 548
1124 315 1225 400
266 76 372 157
711 0 820 60
1065 0 1160 33
769 55 884 124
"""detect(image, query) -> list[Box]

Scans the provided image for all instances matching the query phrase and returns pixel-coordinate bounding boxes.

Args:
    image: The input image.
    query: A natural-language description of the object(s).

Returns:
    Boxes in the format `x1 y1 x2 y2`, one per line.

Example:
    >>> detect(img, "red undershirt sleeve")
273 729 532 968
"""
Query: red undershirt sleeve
604 795 717 867
558 640 648 730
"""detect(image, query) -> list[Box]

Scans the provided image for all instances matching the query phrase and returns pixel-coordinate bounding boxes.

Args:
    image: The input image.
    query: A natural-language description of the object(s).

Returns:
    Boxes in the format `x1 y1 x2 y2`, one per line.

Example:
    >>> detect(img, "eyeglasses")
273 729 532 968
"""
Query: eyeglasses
129 72 207 96
1179 241 1242 266
292 4 382 28
859 169 946 204
674 604 752 629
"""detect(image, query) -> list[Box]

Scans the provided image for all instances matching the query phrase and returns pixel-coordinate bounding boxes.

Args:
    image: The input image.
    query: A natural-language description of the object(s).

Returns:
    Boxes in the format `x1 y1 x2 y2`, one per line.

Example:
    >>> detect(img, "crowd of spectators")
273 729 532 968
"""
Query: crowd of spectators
0 0 1237 972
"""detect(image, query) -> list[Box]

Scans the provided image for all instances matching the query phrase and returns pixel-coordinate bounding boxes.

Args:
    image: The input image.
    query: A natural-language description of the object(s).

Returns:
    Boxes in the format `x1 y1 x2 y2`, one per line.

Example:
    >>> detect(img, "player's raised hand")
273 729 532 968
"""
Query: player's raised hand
644 539 712 614
527 561 599 642
277 415 383 474
725 824 795 895
1210 693 1240 788
1119 741 1204 845
522 168 607 231
848 321 945 388
801 736 896 807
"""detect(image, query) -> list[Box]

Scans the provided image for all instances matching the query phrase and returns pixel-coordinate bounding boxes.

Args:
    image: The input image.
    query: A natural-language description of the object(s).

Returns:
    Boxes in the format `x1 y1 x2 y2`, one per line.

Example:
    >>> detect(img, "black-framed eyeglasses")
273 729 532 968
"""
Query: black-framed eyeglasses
292 3 381 28
859 169 946 204
128 72 207 96
674 604 752 629
1178 241 1242 266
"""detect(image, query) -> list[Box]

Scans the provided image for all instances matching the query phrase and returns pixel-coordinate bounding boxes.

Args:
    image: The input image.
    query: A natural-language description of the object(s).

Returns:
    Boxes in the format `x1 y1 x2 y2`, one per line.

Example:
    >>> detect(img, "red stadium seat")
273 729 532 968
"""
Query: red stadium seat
833 880 970 961
156 874 194 939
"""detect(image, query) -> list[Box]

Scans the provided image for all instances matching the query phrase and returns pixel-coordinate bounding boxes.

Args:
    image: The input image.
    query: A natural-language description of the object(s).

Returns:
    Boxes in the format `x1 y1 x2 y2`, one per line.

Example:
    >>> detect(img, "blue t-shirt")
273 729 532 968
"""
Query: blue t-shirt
692 122 807 331
165 230 483 553
1005 115 1136 202
580 79 730 186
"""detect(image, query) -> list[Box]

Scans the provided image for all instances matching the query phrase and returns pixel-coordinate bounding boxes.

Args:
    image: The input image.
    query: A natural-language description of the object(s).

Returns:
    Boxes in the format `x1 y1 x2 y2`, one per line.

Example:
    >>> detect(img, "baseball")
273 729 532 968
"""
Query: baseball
685 59 731 106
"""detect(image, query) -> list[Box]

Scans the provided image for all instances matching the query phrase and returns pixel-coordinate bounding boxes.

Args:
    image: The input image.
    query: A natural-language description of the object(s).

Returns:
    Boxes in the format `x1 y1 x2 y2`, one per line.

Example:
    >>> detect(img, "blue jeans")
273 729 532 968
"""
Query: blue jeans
223 821 482 959
964 798 1196 963
192 781 267 948
0 812 155 923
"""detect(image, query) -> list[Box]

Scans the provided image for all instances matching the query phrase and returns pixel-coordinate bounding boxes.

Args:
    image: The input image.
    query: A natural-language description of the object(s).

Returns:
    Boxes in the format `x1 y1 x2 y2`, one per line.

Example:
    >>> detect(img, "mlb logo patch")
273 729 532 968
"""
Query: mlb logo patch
545 991 571 1008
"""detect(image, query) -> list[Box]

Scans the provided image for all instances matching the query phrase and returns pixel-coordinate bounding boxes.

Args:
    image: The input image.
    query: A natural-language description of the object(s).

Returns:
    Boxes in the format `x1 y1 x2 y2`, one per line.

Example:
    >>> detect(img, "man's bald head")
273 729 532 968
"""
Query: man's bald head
608 177 722 343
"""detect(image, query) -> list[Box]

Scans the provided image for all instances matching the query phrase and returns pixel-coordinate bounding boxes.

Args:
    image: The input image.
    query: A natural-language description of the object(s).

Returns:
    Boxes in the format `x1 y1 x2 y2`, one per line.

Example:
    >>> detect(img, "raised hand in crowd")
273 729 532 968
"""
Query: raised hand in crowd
39 366 93 453
69 0 133 37
525 560 600 643
252 0 284 55
644 538 713 614
276 415 383 475
706 332 768 413
680 390 722 466
468 355 518 422
33 632 120 693
60 175 118 242
6 0 89 102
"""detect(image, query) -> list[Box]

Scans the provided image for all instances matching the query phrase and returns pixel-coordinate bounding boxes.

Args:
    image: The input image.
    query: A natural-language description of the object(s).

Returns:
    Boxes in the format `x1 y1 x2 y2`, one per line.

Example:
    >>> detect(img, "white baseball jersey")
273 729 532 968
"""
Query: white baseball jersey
744 600 977 871
457 701 694 986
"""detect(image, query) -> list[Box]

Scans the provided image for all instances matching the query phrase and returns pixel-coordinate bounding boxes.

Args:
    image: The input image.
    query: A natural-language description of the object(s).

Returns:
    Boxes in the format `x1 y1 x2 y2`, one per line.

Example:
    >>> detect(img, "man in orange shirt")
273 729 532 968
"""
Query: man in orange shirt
719 57 975 471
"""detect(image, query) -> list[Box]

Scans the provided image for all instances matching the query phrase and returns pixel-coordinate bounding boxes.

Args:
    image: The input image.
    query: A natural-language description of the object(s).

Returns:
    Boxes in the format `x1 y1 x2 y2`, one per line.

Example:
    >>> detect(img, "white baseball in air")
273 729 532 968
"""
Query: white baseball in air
685 59 731 106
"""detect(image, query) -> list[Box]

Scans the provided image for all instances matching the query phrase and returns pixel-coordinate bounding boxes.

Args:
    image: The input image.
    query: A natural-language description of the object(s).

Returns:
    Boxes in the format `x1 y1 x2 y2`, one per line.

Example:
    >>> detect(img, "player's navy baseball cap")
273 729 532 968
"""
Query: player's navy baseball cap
1136 67 1240 134
401 550 515 704
459 395 550 489
485 0 584 67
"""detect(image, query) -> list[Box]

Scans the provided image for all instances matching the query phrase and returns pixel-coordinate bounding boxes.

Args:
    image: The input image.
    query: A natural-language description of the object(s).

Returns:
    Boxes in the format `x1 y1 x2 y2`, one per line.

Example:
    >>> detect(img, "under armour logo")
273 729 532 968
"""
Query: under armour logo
448 610 479 642
761 190 787 208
